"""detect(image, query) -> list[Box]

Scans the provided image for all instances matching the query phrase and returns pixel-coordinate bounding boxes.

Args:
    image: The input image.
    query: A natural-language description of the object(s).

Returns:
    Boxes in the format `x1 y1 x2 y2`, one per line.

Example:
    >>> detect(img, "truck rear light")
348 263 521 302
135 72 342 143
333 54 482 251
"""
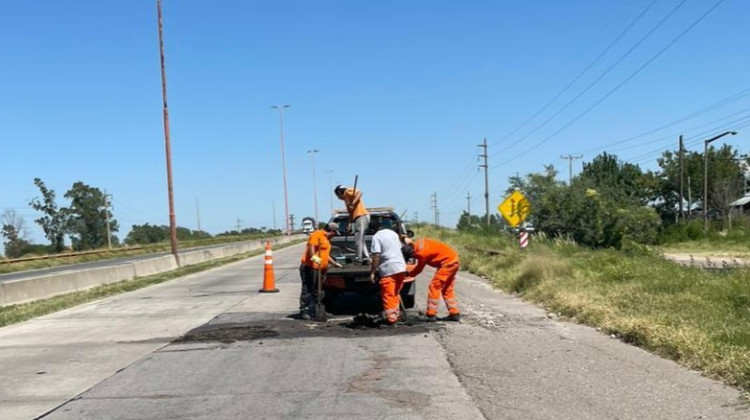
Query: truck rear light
325 276 345 289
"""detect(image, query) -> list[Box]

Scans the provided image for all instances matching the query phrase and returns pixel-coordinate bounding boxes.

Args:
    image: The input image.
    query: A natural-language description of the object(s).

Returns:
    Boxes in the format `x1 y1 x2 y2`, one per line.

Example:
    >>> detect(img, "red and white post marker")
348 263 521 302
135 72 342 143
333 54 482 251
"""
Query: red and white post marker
519 230 529 249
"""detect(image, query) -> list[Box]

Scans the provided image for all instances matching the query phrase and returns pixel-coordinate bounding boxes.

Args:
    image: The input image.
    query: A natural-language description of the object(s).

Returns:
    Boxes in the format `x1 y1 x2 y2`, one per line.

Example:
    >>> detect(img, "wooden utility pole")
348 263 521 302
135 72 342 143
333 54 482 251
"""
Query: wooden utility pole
678 135 684 223
560 154 583 184
156 0 179 264
104 190 112 249
478 139 489 226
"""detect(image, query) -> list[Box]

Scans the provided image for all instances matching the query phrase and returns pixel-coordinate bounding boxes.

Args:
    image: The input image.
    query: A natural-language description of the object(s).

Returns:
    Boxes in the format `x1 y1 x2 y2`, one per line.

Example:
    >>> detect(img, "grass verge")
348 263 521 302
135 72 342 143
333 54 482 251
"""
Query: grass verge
420 227 750 392
0 240 303 328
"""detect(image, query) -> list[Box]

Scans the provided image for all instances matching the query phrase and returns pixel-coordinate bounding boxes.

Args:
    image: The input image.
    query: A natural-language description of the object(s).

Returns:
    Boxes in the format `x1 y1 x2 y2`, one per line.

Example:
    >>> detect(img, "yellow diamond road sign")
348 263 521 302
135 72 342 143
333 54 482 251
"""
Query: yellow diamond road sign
498 190 530 228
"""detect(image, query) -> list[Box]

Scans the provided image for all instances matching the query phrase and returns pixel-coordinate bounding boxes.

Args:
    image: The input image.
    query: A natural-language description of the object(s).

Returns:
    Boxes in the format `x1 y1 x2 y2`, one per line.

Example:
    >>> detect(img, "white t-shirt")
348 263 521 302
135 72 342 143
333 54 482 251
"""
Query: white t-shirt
370 228 406 277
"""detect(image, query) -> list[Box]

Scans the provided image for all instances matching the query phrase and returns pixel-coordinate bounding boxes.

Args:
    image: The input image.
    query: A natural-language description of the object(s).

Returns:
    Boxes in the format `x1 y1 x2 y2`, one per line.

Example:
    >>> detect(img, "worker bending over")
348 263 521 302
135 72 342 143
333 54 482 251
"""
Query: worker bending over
402 237 461 322
369 219 407 326
299 223 341 320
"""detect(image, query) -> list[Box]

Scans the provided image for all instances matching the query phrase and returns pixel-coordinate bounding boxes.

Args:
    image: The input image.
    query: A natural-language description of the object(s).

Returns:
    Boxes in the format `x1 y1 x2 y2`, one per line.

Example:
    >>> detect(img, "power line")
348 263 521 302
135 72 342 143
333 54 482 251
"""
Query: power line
490 0 658 149
574 88 750 155
491 0 687 159
494 0 727 168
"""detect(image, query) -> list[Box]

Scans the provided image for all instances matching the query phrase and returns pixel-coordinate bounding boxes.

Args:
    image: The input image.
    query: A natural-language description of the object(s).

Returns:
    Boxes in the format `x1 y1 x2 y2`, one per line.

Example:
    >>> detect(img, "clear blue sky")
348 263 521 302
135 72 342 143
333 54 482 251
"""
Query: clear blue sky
1 0 748 245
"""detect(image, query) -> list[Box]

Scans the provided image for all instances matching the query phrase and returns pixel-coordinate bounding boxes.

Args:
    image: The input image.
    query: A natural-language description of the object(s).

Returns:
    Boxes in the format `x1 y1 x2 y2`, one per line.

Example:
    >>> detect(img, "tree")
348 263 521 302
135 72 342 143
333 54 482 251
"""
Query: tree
64 182 118 251
29 178 68 253
125 224 168 245
1 210 31 258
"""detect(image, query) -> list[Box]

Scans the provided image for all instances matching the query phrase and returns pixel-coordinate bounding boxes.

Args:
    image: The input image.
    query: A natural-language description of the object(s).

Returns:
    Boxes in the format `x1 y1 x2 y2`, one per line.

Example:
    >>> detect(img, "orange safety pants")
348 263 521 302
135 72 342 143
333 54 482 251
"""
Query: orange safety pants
426 263 460 317
380 272 406 324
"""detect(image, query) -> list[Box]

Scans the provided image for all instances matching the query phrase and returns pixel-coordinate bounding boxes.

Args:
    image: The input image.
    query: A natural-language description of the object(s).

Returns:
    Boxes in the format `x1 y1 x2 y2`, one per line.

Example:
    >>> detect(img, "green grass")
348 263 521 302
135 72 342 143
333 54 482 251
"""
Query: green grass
0 240 302 328
0 234 283 275
419 227 750 391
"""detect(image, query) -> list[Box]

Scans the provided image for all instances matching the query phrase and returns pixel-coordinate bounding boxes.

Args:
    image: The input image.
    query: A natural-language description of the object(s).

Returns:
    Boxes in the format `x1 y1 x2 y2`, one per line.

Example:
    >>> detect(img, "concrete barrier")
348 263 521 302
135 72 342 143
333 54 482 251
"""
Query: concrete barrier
0 235 305 307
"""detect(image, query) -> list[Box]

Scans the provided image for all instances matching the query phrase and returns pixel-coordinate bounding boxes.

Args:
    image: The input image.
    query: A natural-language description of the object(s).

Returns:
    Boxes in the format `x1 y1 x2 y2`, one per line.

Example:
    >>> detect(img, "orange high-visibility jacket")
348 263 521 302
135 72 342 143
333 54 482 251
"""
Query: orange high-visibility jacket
407 238 459 277
343 188 368 219
300 230 332 270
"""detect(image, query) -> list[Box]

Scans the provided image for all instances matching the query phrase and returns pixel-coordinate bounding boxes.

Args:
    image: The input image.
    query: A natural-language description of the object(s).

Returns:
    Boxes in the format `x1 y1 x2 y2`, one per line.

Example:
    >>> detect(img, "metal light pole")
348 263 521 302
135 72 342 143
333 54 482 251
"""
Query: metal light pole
271 104 291 235
325 169 334 216
156 0 179 263
307 149 319 224
703 131 737 231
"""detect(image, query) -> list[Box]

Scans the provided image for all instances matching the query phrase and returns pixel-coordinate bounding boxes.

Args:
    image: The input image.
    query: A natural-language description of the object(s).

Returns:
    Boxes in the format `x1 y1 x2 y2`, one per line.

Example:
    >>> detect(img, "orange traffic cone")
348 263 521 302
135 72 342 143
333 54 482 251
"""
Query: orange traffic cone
259 241 279 293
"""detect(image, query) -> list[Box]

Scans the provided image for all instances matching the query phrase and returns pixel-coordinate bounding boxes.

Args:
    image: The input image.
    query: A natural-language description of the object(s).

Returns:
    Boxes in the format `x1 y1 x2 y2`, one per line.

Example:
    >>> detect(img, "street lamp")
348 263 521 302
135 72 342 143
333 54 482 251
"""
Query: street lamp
307 149 319 225
271 104 291 235
325 169 334 217
703 130 738 231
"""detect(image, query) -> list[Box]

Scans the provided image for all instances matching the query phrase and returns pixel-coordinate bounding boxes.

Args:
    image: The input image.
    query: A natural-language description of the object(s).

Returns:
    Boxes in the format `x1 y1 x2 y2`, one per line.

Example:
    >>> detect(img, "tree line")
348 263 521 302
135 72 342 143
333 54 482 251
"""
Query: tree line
1 178 281 258
457 144 749 249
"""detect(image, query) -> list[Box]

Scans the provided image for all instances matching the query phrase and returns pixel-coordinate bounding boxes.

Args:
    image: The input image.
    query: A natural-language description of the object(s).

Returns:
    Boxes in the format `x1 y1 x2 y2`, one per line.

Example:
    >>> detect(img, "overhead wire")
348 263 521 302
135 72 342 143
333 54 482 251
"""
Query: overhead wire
493 0 727 168
490 0 687 159
573 88 750 155
489 0 658 149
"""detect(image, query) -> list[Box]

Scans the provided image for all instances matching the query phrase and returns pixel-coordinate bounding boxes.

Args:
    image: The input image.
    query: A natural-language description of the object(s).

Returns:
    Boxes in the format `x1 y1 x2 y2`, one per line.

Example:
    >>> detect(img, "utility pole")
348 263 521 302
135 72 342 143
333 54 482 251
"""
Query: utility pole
678 135 684 224
156 0 179 264
466 191 471 217
307 149 319 223
272 200 277 230
325 169 334 216
195 197 201 232
431 192 439 226
235 218 242 233
560 154 583 184
271 104 291 236
413 211 419 225
103 190 112 249
688 175 693 218
478 138 489 226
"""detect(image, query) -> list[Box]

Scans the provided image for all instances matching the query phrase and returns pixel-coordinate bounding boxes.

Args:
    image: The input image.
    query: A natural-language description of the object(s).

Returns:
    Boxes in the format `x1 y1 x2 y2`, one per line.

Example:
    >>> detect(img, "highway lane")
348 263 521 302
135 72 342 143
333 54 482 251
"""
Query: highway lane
0 239 272 283
0 243 746 419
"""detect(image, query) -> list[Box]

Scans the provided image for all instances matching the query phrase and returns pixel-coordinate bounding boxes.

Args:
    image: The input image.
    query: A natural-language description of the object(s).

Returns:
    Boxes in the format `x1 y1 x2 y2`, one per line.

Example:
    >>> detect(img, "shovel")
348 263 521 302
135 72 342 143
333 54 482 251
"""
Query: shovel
314 267 327 322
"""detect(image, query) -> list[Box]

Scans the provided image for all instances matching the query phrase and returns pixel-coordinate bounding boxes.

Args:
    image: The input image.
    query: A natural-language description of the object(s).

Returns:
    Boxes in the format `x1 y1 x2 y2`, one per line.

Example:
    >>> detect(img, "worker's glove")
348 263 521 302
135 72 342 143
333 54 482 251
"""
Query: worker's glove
311 255 322 265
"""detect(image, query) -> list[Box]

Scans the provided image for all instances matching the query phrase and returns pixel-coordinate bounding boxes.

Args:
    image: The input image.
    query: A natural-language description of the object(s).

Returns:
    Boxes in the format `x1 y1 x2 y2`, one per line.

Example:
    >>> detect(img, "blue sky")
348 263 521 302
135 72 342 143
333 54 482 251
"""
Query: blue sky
1 0 749 245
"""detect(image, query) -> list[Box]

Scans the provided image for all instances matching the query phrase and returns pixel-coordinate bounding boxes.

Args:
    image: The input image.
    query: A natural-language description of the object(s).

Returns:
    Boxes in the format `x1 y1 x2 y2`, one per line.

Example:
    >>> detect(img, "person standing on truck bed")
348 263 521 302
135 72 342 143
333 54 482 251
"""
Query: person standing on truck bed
368 219 407 326
334 184 370 264
299 222 342 320
402 237 461 322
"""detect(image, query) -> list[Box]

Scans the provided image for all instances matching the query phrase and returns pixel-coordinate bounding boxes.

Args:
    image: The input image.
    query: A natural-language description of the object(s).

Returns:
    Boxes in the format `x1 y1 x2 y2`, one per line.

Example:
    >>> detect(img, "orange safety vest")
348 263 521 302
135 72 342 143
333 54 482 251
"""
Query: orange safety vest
300 230 332 270
408 238 459 277
343 188 368 219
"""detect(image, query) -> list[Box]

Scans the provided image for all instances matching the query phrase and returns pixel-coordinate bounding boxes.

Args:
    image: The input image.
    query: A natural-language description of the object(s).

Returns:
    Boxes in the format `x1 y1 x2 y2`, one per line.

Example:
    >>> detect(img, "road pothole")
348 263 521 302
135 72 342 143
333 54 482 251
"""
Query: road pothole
175 325 279 344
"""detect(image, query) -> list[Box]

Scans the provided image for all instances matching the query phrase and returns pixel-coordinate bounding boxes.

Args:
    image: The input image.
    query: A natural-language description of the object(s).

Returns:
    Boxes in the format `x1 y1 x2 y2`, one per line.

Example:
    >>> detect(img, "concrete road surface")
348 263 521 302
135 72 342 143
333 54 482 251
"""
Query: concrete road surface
0 243 746 419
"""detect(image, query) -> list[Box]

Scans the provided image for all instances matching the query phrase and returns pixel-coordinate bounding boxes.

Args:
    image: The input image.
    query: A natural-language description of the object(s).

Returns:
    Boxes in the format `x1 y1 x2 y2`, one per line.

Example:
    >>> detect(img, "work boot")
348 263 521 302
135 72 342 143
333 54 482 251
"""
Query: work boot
446 313 461 323
378 321 398 330
299 312 312 321
420 315 437 323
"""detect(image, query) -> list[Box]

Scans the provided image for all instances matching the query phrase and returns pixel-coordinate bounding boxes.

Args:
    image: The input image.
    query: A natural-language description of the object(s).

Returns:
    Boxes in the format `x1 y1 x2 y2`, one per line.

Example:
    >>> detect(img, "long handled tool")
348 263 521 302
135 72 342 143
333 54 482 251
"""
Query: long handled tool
343 175 358 261
314 266 327 322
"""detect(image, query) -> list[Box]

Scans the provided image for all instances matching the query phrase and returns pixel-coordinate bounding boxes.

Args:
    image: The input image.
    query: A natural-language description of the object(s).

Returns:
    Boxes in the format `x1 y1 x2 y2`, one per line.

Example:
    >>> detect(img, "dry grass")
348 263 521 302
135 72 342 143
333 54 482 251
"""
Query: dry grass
418 226 750 391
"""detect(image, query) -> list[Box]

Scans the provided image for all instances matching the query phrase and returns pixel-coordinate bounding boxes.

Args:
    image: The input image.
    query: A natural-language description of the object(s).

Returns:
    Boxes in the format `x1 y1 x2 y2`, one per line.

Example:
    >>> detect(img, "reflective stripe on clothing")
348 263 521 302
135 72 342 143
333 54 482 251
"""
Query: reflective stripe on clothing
425 262 460 316
380 272 406 324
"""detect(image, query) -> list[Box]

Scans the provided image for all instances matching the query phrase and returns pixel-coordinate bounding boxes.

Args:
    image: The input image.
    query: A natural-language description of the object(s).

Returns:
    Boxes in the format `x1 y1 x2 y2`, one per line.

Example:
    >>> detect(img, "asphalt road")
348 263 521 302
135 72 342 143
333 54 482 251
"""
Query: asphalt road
0 243 746 419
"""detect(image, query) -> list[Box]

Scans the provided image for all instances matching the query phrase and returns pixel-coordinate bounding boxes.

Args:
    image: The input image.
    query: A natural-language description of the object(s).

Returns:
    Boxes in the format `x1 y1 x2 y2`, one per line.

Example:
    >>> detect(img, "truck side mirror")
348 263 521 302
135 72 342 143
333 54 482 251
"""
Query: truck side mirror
406 230 415 238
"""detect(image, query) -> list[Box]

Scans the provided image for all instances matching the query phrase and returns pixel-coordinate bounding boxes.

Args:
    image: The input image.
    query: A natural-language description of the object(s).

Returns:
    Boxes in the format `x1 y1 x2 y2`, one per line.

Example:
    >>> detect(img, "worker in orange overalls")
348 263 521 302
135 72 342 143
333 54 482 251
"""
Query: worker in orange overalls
334 184 370 264
402 237 461 322
368 218 407 326
299 222 342 320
